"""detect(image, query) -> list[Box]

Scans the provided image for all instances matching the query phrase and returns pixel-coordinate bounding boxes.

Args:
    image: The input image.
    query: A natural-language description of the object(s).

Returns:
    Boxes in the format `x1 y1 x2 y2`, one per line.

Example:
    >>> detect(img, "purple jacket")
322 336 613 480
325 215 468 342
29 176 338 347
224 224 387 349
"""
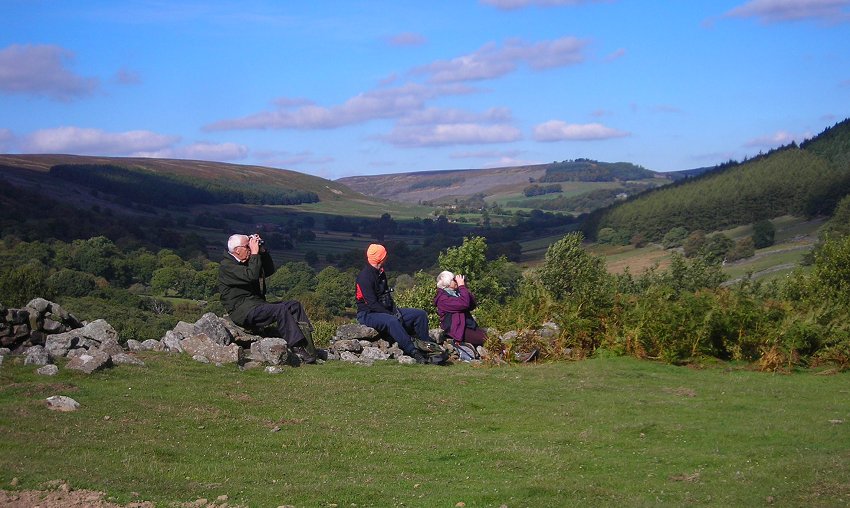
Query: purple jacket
434 286 477 342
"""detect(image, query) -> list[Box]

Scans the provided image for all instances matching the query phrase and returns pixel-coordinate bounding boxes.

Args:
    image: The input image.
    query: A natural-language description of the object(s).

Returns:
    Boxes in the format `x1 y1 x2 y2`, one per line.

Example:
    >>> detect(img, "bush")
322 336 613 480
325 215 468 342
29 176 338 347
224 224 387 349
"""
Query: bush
46 268 98 297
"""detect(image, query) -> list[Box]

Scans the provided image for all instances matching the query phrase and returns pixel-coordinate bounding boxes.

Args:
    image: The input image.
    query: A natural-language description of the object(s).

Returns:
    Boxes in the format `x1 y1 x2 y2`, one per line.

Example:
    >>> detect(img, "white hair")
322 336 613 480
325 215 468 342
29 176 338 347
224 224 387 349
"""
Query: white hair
227 234 249 253
436 270 455 289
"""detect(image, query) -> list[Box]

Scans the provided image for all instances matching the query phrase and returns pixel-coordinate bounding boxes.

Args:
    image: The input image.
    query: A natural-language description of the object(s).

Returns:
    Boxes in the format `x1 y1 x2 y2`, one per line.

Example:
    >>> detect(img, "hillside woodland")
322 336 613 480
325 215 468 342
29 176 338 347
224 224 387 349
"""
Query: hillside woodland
1 119 849 370
585 119 850 244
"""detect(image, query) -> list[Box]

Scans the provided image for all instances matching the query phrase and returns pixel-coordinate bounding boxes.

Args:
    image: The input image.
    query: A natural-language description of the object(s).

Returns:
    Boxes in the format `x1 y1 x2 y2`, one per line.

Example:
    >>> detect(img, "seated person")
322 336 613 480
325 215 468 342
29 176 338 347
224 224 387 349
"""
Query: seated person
355 244 430 364
218 233 325 364
434 271 487 346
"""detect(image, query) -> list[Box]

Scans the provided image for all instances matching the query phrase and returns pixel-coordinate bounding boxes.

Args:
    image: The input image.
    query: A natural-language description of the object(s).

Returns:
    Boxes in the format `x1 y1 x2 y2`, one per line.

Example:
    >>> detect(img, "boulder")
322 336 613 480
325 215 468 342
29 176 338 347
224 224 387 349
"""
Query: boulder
360 346 390 361
46 395 80 412
26 297 52 314
161 330 185 353
24 345 50 366
330 339 363 354
125 339 143 352
334 324 379 341
37 364 59 376
193 313 233 346
45 330 82 358
97 337 124 356
181 333 242 364
66 350 112 374
140 339 165 351
249 338 289 365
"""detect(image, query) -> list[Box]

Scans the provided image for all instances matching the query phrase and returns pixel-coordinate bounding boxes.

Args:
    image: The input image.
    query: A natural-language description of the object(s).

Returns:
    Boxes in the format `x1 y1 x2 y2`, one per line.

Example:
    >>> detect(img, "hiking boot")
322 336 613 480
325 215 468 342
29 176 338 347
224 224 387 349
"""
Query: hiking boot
292 345 317 364
297 320 325 361
412 352 427 364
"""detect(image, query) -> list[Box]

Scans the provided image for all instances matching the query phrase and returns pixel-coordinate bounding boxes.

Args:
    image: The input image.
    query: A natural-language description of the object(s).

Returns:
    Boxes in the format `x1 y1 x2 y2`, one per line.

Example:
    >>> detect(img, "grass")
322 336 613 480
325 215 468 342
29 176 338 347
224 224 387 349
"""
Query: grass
1 355 848 507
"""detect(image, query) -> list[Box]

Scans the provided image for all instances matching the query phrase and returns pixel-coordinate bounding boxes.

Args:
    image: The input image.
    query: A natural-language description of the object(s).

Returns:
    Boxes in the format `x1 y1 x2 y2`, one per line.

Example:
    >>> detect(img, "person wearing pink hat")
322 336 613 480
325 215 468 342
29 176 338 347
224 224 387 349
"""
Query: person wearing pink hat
355 243 430 363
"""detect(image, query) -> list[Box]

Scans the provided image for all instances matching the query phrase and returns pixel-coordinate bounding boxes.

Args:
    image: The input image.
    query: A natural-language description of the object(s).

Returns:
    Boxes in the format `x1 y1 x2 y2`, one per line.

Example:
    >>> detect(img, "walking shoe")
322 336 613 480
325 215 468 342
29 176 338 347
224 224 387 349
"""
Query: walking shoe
292 345 317 364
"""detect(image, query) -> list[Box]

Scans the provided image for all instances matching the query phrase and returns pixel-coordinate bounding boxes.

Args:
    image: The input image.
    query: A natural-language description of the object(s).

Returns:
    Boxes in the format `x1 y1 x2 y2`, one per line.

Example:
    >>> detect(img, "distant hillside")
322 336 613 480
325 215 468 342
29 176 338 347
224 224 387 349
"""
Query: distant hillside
338 160 677 208
584 118 850 241
0 154 363 204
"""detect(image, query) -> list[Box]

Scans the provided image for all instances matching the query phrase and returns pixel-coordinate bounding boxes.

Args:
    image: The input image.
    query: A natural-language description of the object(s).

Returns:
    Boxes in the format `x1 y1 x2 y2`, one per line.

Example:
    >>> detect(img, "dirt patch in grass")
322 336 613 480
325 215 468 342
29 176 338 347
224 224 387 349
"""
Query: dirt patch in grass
0 480 152 508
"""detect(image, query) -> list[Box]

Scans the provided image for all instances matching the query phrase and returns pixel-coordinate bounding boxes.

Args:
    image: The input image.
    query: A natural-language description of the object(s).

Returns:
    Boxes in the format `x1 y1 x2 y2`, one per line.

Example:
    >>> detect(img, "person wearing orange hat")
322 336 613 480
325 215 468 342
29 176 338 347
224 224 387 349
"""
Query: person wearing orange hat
355 243 430 363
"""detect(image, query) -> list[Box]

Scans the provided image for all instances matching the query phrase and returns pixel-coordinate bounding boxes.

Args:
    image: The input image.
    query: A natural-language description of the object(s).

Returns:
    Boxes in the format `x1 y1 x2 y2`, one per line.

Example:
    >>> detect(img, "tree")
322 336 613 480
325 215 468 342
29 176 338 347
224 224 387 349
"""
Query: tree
266 261 317 300
703 233 734 263
752 219 776 249
537 232 612 311
683 230 706 258
662 227 688 249
314 266 353 318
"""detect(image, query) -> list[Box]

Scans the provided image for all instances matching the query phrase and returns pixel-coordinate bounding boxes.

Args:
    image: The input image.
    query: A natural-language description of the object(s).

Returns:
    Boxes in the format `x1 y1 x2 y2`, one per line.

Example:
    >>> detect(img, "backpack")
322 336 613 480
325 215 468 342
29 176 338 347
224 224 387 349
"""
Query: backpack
412 337 449 364
453 342 479 362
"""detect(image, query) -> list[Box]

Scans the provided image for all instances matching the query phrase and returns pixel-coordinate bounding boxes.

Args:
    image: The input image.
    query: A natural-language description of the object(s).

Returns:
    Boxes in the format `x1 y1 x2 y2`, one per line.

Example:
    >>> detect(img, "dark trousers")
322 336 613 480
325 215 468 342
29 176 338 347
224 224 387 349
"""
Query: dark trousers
357 308 429 356
244 300 310 347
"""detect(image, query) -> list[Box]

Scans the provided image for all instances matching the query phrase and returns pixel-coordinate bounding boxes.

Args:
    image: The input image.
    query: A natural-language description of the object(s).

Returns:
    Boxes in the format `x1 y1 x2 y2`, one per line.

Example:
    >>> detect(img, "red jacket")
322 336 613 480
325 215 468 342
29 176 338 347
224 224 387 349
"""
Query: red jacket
434 286 477 342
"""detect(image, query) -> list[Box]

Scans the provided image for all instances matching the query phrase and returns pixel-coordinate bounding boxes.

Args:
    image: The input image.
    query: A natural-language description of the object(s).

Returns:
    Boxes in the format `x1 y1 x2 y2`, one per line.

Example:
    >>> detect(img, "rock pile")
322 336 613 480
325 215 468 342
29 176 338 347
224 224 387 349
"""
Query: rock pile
1 297 563 375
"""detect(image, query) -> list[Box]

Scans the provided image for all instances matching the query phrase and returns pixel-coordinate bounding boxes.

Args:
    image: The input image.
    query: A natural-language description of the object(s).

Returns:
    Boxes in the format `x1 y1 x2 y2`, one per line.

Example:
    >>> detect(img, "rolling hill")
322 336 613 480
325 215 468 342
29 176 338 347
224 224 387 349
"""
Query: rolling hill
337 159 695 209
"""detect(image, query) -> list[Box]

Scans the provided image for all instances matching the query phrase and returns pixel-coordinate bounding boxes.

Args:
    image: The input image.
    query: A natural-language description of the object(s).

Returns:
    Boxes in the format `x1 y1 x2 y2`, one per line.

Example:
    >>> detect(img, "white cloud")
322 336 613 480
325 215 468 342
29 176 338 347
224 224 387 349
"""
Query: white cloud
481 0 605 10
533 120 630 141
22 127 179 155
18 126 248 162
723 0 850 23
205 82 476 131
416 36 587 83
0 44 98 101
385 123 522 147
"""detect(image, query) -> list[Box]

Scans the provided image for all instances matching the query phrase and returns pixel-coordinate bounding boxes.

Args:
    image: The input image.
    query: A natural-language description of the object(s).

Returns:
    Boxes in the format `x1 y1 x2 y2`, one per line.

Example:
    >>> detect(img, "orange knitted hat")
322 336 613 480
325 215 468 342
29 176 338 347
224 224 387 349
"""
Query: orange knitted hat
366 244 387 265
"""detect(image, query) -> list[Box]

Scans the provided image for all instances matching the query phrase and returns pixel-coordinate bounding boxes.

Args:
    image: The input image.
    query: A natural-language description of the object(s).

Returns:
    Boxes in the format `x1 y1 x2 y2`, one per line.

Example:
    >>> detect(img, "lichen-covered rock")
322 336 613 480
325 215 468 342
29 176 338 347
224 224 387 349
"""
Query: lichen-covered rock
193 313 233 346
330 339 363 353
24 345 50 366
37 364 59 376
249 338 289 365
46 395 80 412
181 333 242 364
140 339 165 351
334 324 379 341
66 350 112 374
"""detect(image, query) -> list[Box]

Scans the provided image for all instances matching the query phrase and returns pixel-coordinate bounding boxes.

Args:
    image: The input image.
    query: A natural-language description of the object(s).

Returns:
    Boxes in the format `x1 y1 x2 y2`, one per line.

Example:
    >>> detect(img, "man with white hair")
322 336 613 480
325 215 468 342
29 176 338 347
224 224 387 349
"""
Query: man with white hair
218 233 324 364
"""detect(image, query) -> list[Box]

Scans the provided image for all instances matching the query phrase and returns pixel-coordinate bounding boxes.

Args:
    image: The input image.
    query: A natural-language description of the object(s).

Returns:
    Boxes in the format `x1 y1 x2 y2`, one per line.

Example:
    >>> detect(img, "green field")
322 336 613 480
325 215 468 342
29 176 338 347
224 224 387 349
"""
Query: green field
1 355 847 506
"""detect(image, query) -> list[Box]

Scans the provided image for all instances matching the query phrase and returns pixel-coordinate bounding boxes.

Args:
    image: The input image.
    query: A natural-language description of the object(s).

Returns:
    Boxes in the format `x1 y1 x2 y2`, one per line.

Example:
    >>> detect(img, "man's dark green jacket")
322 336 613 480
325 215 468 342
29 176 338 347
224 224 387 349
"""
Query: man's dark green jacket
218 251 276 325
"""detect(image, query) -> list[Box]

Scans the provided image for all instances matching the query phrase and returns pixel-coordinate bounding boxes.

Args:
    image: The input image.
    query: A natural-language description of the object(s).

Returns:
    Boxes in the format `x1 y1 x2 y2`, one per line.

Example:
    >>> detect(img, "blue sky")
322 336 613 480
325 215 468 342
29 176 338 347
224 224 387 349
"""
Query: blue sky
1 0 848 180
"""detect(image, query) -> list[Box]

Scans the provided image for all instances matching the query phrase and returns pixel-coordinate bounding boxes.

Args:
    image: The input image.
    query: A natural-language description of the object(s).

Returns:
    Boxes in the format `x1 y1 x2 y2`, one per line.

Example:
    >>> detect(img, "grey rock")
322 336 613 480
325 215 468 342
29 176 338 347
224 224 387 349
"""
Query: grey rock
387 344 404 359
265 366 286 374
125 339 143 352
173 321 197 339
181 333 242 364
339 351 365 363
397 355 416 365
334 323 379 341
250 338 289 365
358 340 372 348
79 319 119 346
66 348 87 360
37 364 59 376
330 339 363 353
24 345 49 366
192 354 210 363
45 330 82 358
26 297 52 315
97 337 124 356
538 321 560 339
240 361 264 370
161 330 185 353
0 347 9 355
66 350 112 374
193 313 233 346
46 395 80 412
501 330 518 343
375 339 391 350
41 318 66 334
111 353 145 366
361 346 390 361
140 339 165 351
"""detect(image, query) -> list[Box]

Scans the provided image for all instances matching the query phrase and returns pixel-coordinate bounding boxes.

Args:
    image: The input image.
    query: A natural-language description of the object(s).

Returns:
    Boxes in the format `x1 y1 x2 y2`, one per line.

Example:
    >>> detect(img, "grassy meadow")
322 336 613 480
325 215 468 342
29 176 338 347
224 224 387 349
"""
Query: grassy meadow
1 354 848 507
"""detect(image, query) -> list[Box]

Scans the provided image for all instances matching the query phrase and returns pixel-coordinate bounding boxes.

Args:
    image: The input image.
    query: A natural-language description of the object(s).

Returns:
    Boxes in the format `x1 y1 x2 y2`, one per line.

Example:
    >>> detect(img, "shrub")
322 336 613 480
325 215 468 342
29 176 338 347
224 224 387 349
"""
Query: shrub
537 232 613 313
